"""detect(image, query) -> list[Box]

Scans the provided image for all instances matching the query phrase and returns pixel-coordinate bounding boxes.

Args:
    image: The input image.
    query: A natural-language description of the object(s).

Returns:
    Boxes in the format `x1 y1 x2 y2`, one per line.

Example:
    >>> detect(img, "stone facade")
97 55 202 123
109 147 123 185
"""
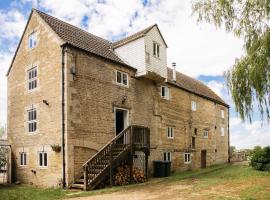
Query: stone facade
7 10 229 188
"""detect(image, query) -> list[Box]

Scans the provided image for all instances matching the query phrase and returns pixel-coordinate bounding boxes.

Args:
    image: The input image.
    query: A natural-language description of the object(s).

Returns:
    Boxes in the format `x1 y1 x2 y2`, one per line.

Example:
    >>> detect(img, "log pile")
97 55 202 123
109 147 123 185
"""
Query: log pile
114 165 146 186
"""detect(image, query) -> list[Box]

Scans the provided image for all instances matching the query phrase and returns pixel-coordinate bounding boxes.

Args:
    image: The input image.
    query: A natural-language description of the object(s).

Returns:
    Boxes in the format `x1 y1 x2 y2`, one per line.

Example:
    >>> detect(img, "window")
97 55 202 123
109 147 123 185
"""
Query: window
203 130 209 138
192 137 195 149
191 101 197 111
194 128 197 135
163 152 171 161
153 42 160 57
221 110 225 118
27 108 37 133
221 127 225 136
38 152 48 167
116 71 128 86
167 127 174 139
27 67 37 91
28 32 37 49
184 153 191 164
161 86 170 99
19 152 27 166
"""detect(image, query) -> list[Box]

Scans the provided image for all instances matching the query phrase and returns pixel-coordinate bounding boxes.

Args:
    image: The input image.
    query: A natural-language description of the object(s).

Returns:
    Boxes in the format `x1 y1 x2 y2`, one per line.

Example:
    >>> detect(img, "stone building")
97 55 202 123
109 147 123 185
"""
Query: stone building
7 9 229 189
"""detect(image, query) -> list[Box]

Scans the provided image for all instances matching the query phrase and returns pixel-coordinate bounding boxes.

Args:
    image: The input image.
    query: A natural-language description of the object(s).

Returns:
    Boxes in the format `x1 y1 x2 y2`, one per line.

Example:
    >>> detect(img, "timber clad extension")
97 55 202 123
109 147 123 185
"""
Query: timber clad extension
7 9 229 189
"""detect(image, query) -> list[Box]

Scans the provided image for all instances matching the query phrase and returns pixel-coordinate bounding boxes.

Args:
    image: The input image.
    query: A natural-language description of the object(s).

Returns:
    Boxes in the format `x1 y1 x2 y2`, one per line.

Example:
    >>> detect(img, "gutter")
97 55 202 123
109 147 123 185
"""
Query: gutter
61 44 67 188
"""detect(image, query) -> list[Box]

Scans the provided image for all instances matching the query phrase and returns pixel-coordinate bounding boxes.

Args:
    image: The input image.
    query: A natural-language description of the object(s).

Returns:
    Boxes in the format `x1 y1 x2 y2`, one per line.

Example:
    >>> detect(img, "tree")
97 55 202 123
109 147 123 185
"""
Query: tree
250 146 270 171
192 0 270 122
0 147 8 170
229 146 236 157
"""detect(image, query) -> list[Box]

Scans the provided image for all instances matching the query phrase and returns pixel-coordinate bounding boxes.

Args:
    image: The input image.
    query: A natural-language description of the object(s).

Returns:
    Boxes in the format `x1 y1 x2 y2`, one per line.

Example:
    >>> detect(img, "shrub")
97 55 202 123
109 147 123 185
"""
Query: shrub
250 146 270 171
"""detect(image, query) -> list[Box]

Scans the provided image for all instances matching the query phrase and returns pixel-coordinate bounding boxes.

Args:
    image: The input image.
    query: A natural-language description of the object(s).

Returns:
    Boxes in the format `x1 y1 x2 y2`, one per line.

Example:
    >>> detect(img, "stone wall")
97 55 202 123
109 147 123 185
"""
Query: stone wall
7 11 63 187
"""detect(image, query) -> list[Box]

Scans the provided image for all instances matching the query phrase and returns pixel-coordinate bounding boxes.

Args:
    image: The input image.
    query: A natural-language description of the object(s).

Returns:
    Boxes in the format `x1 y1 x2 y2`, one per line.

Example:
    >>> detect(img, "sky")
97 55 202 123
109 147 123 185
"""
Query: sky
0 0 269 149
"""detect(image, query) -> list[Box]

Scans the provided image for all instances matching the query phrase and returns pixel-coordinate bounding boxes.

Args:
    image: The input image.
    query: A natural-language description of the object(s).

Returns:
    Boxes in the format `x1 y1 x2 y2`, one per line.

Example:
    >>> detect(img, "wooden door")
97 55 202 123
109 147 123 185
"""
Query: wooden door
201 150 207 168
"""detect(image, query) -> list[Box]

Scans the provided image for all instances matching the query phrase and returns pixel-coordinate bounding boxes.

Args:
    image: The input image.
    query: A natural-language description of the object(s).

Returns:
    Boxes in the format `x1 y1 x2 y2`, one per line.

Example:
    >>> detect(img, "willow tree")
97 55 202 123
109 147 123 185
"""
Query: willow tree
192 0 270 122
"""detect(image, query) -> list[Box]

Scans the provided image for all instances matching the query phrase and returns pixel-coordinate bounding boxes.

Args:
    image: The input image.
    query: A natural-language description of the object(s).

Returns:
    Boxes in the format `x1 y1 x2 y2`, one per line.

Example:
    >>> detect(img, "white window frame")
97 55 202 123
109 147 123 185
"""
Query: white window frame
203 129 209 138
221 110 225 118
163 151 171 161
221 127 225 136
116 71 129 87
184 153 191 164
161 86 170 100
38 151 48 167
153 42 160 57
191 101 197 111
28 32 37 49
27 108 37 133
167 127 174 139
19 152 27 166
27 67 38 91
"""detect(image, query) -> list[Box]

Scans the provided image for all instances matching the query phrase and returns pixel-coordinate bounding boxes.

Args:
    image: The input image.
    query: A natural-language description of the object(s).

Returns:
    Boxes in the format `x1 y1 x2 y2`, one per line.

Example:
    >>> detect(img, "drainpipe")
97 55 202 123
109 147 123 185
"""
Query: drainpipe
61 44 67 188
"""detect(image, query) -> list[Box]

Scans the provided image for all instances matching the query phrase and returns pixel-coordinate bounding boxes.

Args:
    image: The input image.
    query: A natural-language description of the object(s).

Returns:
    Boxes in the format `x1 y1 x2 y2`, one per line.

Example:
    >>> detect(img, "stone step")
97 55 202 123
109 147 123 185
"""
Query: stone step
71 183 84 190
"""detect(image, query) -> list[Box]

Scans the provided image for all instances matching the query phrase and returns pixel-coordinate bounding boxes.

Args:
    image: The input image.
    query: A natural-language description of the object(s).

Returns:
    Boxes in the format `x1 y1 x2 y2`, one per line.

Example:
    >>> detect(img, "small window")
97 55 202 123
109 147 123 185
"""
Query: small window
19 152 27 166
203 130 209 138
27 108 37 133
153 42 160 57
221 110 225 118
221 127 225 136
161 86 170 99
116 71 128 86
28 32 37 49
194 128 197 135
163 152 171 161
191 101 197 111
167 127 174 139
184 153 191 164
192 137 195 149
38 152 48 167
27 67 37 91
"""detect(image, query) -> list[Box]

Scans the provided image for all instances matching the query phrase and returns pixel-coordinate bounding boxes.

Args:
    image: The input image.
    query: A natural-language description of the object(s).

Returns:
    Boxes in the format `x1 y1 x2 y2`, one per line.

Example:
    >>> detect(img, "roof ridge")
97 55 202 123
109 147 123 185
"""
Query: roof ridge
34 8 112 45
112 24 157 48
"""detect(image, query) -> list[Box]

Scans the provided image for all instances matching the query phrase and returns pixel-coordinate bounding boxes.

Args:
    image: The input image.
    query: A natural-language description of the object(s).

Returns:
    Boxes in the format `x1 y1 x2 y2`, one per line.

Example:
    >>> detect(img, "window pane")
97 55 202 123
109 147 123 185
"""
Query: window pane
44 153 47 166
168 152 171 161
117 71 121 83
39 153 43 166
24 153 27 165
157 45 160 57
163 152 166 161
122 73 127 85
161 87 165 97
153 43 156 55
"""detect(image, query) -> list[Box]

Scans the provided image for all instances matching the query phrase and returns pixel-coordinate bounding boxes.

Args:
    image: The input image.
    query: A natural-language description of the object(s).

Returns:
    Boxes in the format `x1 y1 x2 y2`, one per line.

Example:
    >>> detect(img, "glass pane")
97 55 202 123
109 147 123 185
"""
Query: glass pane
117 72 121 83
24 153 27 165
163 152 166 161
157 45 160 57
162 87 165 97
44 153 47 166
39 153 43 166
122 73 127 85
33 122 37 132
153 43 156 55
20 153 23 165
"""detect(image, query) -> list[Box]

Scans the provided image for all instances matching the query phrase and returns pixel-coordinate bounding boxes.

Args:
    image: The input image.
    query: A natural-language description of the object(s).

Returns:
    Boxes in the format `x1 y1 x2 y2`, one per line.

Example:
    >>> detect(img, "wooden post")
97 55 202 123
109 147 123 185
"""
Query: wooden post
84 167 87 191
109 143 113 187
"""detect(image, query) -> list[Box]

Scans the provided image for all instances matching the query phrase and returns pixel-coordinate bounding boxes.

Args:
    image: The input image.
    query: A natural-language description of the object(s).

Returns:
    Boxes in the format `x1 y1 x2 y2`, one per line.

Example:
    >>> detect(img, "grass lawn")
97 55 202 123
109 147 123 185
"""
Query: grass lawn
0 163 269 200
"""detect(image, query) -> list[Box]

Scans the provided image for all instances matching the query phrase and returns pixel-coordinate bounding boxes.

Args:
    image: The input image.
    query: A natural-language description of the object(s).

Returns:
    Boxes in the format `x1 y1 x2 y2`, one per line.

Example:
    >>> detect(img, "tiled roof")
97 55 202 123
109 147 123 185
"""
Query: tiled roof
35 9 129 67
167 68 228 107
8 9 227 107
112 24 156 48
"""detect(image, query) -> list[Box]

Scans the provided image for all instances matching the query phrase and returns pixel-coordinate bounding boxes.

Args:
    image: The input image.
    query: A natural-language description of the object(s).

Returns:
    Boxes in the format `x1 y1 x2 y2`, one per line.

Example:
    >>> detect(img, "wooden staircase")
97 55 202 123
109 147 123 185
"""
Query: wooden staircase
71 125 150 190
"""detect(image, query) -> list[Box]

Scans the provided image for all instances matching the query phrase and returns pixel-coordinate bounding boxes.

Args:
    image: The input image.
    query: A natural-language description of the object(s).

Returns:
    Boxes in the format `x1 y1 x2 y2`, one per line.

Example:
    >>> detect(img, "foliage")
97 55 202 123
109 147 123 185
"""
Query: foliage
192 0 270 122
229 146 236 157
250 146 270 171
0 147 8 169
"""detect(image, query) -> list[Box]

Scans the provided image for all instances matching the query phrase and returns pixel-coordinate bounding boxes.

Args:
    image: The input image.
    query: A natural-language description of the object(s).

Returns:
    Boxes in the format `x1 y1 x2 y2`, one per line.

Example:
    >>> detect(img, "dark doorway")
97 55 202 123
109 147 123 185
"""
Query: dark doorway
116 109 124 135
192 137 195 149
201 150 207 168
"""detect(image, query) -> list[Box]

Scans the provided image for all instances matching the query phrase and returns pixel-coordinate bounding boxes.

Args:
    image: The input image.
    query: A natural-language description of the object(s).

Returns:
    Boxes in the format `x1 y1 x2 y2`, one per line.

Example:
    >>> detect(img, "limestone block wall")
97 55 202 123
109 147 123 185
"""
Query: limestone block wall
7 11 63 187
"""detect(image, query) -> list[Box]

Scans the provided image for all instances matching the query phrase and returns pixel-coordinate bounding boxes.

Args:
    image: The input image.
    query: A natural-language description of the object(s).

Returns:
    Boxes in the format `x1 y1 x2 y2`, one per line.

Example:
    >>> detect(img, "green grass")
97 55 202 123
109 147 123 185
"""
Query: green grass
0 164 269 200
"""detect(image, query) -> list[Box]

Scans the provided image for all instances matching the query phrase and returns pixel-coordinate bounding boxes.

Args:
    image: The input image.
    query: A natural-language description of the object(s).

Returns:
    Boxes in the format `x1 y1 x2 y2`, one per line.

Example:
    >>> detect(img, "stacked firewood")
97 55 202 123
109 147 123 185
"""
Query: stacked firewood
114 165 146 185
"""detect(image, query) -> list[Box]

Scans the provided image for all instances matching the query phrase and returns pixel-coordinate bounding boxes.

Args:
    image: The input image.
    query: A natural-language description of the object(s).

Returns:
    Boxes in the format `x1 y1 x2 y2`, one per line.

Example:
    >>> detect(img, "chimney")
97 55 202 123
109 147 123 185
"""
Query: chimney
172 62 176 82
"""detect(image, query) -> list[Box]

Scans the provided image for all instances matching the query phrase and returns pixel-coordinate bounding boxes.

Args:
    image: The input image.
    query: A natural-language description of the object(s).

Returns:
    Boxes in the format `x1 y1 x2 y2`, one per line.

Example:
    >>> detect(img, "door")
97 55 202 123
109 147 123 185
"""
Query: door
201 150 207 168
115 108 129 135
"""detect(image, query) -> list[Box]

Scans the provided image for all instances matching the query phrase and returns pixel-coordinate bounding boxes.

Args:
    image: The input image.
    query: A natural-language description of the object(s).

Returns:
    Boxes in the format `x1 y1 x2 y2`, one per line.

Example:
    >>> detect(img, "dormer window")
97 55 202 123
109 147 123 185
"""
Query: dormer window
28 32 37 49
153 42 160 57
161 86 169 99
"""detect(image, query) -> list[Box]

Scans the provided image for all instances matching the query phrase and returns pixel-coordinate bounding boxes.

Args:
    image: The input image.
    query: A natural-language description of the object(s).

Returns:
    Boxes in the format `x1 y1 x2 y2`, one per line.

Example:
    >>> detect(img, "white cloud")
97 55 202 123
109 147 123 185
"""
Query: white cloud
230 117 270 149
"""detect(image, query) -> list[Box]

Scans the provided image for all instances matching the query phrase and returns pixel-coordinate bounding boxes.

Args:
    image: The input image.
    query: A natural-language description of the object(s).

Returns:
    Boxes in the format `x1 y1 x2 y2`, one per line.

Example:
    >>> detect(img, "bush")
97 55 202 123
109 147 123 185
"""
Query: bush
250 146 270 171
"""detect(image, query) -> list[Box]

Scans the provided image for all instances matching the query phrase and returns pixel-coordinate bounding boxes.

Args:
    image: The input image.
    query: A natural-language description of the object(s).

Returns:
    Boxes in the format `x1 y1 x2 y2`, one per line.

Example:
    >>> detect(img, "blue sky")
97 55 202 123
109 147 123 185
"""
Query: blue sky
0 0 269 148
